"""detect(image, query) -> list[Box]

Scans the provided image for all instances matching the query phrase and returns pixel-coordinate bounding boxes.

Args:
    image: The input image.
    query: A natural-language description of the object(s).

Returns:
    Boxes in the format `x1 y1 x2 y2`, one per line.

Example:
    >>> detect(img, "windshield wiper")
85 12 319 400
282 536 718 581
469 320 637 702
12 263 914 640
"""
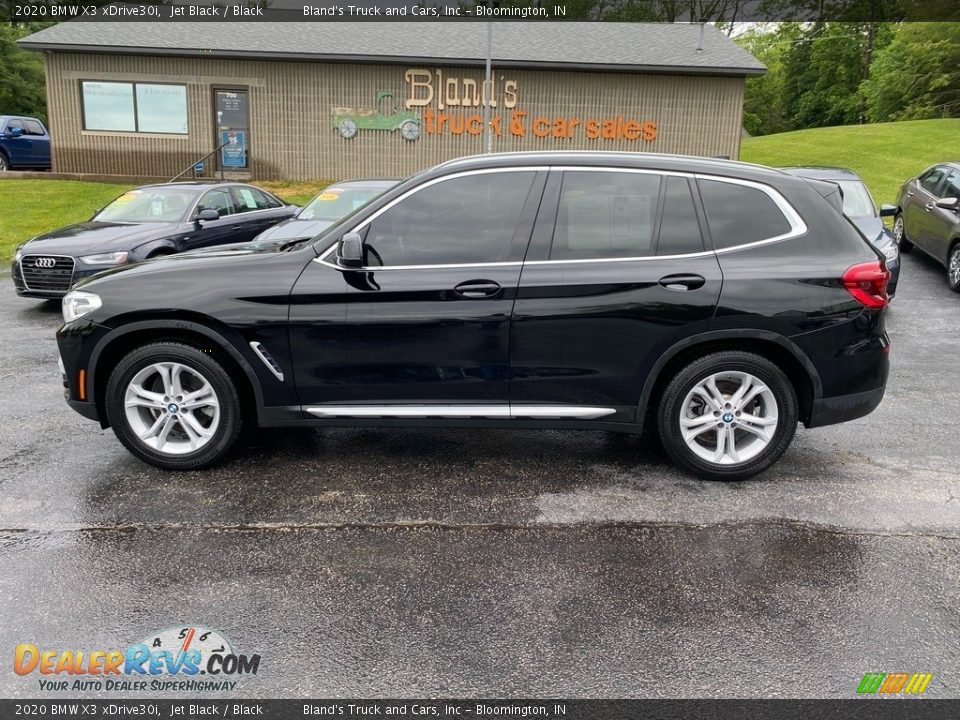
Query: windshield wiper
279 237 312 252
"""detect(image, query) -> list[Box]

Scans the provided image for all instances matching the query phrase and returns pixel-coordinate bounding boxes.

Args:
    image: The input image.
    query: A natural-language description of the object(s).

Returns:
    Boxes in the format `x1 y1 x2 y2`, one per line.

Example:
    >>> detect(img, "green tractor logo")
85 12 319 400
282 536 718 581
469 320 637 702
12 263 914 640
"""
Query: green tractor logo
333 91 421 141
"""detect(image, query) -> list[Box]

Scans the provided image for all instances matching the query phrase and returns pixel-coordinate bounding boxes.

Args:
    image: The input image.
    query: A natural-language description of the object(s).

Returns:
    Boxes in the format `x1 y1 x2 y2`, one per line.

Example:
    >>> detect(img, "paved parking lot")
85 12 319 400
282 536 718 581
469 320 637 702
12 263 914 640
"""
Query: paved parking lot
1 250 959 698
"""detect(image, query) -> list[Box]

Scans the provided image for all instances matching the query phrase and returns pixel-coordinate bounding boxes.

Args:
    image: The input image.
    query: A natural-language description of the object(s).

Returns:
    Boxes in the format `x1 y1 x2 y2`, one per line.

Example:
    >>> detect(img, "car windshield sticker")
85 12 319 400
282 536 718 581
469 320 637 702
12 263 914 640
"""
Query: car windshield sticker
317 191 340 201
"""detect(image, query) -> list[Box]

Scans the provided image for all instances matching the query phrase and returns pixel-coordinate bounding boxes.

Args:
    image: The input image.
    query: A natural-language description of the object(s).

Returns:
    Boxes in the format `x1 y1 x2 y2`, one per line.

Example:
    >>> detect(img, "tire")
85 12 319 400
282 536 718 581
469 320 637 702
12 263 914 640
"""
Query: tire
656 352 798 481
0 152 8 172
105 342 244 470
948 244 960 293
893 213 913 253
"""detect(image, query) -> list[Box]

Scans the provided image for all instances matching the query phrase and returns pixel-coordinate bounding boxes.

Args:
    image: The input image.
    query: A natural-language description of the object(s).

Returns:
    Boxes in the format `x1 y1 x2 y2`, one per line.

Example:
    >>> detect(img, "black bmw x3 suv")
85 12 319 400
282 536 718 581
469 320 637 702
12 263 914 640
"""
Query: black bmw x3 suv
56 152 891 481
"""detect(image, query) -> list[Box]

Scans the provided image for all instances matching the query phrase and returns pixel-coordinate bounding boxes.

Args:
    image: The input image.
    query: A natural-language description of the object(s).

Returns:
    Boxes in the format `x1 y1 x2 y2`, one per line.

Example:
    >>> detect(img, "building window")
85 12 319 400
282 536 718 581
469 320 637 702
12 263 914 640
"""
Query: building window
81 81 188 134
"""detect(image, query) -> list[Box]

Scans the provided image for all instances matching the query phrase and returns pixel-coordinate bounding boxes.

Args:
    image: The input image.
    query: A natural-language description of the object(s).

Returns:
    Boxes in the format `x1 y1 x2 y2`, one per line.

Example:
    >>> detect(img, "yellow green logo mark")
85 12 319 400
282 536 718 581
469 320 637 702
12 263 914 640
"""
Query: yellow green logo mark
857 672 933 694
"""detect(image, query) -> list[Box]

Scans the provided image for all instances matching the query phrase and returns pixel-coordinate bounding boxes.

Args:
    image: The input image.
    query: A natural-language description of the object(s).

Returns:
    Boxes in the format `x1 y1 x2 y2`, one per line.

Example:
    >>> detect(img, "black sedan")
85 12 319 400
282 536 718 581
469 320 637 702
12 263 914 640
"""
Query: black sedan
12 181 296 299
247 179 398 249
782 167 900 296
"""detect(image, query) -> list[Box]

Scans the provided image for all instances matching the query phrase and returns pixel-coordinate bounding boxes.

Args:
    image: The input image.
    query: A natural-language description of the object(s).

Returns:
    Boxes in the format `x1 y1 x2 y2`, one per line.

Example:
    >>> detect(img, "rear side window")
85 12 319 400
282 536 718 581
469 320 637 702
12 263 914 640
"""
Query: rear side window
656 177 704 255
24 120 45 136
232 186 281 212
550 171 660 260
698 179 792 250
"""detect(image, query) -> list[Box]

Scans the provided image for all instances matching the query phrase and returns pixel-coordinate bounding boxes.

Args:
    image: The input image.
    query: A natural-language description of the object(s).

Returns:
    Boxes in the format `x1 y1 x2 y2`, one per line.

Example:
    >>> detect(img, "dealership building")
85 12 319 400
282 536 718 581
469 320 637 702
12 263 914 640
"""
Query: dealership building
19 22 764 181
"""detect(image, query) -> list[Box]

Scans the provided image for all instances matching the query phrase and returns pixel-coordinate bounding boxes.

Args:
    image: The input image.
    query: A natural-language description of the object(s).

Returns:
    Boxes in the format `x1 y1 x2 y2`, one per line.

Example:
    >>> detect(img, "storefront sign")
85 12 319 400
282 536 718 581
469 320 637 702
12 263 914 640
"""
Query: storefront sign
220 130 247 168
402 68 658 143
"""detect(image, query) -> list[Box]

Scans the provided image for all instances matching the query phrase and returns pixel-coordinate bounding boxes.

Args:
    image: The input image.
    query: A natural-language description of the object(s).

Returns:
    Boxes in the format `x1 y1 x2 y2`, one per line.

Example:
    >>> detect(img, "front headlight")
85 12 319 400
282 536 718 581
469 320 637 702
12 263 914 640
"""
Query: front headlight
880 241 899 261
62 291 102 323
79 251 129 266
13 246 24 264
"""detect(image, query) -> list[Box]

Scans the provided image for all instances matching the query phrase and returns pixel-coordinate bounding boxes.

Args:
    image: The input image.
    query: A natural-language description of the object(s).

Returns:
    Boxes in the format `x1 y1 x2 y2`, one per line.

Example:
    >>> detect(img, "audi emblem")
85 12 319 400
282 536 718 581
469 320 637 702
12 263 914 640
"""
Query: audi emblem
34 257 57 269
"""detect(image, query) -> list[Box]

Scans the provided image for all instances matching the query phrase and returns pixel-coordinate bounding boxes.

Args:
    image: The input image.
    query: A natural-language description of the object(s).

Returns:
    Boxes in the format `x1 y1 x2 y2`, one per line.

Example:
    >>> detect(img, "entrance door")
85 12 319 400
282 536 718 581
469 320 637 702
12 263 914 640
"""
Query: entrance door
214 89 250 171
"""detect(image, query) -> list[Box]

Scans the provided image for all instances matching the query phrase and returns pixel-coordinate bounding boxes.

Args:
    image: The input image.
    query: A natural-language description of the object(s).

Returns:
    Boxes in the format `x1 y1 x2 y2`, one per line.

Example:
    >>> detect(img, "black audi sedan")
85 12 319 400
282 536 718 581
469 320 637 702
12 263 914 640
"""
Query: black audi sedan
56 151 891 481
782 167 900 296
12 181 296 299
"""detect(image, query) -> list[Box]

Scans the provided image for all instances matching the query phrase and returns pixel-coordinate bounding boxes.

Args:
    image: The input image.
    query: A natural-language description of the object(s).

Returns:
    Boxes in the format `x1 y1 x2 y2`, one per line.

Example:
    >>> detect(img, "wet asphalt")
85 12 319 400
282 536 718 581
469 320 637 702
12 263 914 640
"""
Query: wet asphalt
0 249 959 699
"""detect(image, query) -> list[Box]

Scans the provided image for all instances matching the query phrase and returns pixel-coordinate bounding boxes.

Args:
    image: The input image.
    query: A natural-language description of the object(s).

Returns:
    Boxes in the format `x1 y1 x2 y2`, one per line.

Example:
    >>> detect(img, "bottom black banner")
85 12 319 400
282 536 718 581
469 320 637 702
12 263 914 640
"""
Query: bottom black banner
1 700 958 720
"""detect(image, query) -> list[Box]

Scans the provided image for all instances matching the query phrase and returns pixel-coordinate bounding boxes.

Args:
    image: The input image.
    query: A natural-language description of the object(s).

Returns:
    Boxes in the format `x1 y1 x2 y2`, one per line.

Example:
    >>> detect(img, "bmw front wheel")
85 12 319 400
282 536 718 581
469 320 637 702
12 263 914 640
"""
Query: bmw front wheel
105 342 244 470
657 352 798 481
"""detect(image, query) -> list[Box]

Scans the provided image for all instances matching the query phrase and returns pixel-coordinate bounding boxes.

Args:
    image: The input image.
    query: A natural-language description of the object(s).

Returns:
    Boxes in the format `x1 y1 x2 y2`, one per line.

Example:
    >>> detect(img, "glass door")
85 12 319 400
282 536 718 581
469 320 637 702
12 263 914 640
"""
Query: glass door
214 88 250 170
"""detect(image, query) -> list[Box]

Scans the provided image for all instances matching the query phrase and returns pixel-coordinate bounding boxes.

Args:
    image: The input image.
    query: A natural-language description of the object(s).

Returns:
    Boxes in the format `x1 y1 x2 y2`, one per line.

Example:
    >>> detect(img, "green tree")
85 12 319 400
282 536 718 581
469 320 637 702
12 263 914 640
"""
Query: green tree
862 22 960 121
0 22 52 121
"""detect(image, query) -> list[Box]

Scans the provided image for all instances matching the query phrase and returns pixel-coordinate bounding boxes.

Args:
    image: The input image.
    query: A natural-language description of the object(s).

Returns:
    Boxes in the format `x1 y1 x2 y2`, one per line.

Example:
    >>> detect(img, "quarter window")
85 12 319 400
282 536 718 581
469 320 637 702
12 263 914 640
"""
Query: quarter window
363 172 537 266
81 81 188 135
550 171 660 261
698 179 792 250
657 177 704 255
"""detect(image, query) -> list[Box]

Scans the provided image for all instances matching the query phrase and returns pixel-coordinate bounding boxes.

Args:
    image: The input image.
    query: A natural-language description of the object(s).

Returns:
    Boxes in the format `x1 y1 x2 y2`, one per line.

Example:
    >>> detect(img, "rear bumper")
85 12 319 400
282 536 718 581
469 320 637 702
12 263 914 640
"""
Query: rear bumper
806 385 886 428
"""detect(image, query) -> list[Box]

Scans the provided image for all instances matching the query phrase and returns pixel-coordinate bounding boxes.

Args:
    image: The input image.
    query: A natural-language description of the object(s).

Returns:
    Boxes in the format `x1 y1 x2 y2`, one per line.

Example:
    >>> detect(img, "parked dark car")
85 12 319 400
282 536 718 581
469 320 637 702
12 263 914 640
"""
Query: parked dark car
782 167 900 295
56 152 891 481
12 181 296 299
248 179 398 248
893 162 960 292
0 115 51 171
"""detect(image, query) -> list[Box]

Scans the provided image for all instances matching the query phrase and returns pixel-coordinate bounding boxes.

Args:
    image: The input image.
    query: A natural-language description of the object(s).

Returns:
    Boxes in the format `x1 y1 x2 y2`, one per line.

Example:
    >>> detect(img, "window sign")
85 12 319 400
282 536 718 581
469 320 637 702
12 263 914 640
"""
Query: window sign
220 130 247 168
81 82 135 132
135 84 188 134
81 81 187 134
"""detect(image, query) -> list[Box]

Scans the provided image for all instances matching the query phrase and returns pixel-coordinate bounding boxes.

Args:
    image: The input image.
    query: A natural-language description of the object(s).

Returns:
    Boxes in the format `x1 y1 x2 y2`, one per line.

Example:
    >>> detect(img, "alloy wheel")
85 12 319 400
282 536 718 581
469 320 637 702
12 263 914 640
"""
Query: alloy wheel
123 362 221 455
950 247 960 290
893 216 904 245
0 155 7 172
679 371 779 466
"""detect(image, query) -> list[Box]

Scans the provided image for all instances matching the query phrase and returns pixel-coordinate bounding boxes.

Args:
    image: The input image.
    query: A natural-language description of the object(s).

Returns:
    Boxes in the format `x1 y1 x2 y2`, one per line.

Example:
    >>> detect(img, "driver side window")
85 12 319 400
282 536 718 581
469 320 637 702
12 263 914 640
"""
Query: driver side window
362 172 537 266
920 167 948 195
197 188 236 218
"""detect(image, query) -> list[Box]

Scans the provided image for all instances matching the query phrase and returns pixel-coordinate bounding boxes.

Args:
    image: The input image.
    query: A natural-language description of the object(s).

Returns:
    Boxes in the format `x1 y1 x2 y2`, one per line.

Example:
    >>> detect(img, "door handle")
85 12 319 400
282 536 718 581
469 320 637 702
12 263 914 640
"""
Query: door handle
454 280 502 298
925 203 934 212
658 274 706 291
232 224 243 231
907 191 914 197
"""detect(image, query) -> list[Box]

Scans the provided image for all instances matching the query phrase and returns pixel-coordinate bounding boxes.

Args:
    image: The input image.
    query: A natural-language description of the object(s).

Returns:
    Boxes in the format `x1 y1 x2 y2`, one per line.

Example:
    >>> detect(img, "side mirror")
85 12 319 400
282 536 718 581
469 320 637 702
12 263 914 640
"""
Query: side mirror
879 204 897 218
197 208 220 222
935 197 959 212
337 231 364 269
8 127 24 139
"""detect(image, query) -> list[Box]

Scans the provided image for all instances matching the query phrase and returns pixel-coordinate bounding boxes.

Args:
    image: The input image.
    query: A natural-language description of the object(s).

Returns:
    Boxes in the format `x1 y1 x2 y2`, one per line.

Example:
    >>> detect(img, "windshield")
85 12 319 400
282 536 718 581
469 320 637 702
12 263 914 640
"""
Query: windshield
94 188 197 223
835 180 877 218
298 185 392 222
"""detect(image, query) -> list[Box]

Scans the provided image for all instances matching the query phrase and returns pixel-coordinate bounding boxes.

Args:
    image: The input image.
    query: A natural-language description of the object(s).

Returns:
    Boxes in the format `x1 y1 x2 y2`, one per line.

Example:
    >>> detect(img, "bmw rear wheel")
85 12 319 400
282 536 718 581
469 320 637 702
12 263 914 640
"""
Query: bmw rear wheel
105 342 244 470
657 352 798 481
0 153 8 172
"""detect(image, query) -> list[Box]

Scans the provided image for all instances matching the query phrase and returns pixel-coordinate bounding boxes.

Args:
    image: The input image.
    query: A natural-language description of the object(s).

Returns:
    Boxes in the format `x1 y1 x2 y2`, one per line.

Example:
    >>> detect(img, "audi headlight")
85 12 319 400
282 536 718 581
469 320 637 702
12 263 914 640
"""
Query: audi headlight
13 245 24 264
79 251 129 266
62 291 102 323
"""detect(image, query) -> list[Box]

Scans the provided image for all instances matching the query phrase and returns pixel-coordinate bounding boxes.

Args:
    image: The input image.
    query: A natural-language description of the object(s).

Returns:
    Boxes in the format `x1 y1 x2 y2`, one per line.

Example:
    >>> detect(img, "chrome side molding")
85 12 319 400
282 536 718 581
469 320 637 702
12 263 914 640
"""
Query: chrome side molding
304 405 616 420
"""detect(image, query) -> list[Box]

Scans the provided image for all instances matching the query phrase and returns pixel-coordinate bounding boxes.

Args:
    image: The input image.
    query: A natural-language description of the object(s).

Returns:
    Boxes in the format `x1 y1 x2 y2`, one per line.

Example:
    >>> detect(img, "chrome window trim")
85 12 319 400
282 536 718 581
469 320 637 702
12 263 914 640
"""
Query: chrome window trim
313 166 807 271
304 405 616 420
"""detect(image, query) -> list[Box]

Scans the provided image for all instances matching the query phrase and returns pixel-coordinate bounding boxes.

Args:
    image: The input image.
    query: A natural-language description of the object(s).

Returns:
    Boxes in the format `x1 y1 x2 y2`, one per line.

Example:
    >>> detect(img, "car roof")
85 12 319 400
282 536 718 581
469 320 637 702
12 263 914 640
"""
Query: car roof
428 151 799 185
323 179 400 189
780 166 863 181
130 181 258 193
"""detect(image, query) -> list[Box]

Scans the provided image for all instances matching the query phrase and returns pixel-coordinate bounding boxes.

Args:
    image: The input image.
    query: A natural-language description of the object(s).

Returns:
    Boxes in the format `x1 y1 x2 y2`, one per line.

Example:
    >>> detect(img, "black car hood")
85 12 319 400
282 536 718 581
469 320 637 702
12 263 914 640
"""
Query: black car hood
850 216 890 247
21 222 176 255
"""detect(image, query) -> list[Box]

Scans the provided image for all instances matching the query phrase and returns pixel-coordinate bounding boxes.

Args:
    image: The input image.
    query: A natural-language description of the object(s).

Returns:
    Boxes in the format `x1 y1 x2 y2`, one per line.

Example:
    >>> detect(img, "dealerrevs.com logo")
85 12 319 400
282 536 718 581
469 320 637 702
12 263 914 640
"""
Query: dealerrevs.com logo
14 626 261 693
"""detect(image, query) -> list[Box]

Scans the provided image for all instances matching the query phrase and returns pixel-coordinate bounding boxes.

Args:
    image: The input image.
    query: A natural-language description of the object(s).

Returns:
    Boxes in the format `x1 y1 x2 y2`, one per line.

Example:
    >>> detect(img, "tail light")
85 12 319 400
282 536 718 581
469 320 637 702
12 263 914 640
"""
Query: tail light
842 261 890 308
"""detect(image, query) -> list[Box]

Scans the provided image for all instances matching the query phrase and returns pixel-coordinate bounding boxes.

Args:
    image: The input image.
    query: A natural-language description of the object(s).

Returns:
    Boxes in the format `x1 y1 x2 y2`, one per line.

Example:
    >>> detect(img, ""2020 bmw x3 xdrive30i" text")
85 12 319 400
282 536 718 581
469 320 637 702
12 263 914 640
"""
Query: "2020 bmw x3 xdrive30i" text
56 152 891 480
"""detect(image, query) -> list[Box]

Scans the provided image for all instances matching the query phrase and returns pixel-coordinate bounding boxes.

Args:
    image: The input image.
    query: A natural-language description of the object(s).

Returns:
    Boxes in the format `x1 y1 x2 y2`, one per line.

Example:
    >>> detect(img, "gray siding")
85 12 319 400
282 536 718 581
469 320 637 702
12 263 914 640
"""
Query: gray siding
44 52 745 180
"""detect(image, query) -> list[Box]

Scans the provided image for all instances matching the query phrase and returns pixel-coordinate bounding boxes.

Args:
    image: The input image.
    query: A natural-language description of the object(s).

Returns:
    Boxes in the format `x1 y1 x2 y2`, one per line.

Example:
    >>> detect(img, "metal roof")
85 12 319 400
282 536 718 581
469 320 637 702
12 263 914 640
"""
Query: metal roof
19 22 765 76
